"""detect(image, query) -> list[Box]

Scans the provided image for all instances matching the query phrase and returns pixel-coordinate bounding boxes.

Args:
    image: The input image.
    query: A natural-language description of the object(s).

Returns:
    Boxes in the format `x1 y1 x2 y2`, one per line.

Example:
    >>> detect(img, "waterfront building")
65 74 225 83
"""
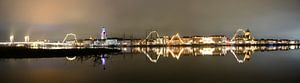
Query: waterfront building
104 38 120 46
25 35 30 42
192 35 227 45
82 39 94 46
120 39 132 46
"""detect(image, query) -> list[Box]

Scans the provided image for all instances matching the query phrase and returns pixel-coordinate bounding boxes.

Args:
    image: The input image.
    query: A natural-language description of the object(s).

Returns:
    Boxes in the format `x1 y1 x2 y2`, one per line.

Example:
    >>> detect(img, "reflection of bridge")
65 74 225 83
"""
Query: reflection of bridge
137 47 248 63
129 46 299 63
140 47 193 62
66 54 109 70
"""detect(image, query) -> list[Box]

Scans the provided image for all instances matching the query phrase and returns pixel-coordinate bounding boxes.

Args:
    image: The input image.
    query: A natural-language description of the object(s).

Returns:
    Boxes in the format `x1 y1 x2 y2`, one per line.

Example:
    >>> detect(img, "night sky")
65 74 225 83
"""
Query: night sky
0 0 300 41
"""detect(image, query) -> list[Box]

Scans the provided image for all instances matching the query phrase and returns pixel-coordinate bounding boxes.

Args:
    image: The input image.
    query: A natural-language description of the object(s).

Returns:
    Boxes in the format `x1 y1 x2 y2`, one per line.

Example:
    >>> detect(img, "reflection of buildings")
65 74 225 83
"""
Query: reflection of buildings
64 46 300 70
66 54 109 70
122 45 299 63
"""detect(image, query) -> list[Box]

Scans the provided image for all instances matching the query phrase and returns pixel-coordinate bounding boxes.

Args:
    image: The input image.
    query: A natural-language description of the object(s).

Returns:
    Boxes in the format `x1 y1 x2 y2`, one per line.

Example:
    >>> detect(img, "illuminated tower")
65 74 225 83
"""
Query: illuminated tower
10 35 14 43
24 35 30 42
244 29 253 41
100 26 107 40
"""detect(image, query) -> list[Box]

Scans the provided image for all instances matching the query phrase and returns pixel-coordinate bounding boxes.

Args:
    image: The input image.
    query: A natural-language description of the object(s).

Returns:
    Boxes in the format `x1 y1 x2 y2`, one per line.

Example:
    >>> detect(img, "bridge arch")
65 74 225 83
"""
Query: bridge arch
168 33 185 45
231 29 255 41
230 49 253 63
140 31 163 45
66 56 77 61
141 48 162 63
62 33 78 43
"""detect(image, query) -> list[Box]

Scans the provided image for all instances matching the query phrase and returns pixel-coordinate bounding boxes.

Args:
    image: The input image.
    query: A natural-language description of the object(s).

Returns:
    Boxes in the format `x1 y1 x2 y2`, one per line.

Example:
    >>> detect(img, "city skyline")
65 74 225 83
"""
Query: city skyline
1 0 300 82
1 0 300 41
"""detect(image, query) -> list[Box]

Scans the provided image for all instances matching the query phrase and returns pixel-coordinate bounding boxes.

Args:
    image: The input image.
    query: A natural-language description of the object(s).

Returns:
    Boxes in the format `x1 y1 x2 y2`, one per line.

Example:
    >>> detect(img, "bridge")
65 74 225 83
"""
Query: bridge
139 28 255 45
3 28 296 47
0 33 80 48
140 31 164 45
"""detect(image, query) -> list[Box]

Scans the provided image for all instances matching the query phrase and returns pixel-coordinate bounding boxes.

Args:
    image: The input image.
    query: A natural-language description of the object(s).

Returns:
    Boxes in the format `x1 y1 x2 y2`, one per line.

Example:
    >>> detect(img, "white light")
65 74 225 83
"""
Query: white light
200 48 215 55
66 56 76 61
123 48 128 51
290 45 296 50
24 36 30 42
10 35 14 43
290 41 295 44
202 37 215 44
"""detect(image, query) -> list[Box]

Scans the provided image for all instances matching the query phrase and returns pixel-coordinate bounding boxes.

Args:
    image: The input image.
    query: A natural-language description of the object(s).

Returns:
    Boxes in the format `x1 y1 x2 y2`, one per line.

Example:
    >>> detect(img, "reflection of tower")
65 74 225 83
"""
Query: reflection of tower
100 26 107 40
244 50 253 61
101 54 107 70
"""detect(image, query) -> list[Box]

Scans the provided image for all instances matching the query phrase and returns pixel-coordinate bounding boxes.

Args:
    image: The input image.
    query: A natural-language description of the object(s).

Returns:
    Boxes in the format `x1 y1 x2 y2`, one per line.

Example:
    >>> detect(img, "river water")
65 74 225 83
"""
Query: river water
1 46 300 83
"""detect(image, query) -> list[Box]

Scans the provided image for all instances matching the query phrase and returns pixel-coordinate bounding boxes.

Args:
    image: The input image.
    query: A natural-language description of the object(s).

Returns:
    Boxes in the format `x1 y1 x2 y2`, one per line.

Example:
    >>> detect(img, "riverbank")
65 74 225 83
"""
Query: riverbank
0 47 121 58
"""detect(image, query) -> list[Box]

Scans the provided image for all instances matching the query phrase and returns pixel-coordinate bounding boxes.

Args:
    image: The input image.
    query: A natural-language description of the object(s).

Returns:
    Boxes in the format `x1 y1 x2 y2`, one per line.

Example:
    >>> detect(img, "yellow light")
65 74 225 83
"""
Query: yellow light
202 37 215 44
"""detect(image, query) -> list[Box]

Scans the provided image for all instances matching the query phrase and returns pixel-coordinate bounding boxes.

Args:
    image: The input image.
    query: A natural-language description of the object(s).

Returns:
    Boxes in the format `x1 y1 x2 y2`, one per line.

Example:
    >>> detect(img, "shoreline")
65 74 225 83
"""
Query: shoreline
0 47 121 58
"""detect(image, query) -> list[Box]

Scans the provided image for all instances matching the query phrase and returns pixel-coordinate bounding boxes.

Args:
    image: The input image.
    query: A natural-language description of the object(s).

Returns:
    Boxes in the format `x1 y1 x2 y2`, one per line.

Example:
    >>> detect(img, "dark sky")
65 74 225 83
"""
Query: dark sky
1 0 300 41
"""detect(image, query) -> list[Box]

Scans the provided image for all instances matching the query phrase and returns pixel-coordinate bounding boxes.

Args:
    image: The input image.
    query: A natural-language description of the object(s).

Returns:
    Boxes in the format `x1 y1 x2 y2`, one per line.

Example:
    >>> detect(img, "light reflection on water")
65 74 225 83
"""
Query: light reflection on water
1 45 300 82
66 45 300 64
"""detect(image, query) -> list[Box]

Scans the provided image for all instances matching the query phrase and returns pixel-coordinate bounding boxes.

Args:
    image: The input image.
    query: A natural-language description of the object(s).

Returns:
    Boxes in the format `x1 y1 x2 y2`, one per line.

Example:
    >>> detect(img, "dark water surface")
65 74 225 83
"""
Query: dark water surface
1 46 300 83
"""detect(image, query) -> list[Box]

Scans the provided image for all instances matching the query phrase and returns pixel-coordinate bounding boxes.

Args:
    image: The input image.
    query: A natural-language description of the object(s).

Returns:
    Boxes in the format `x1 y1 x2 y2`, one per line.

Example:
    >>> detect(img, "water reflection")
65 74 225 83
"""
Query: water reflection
65 45 300 70
66 54 109 70
121 45 299 63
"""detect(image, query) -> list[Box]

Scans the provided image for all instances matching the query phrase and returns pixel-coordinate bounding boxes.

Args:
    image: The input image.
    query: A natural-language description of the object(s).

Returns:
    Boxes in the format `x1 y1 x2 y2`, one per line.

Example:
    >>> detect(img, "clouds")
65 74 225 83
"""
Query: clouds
0 0 300 41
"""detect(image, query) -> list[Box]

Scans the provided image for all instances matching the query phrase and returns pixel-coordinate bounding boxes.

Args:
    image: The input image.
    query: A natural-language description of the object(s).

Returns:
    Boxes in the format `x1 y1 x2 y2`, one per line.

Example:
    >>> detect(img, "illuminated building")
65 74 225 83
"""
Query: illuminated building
104 38 120 46
289 40 299 44
1 29 299 47
192 35 227 45
93 38 121 46
120 39 132 46
181 36 193 45
82 39 94 46
131 39 143 46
